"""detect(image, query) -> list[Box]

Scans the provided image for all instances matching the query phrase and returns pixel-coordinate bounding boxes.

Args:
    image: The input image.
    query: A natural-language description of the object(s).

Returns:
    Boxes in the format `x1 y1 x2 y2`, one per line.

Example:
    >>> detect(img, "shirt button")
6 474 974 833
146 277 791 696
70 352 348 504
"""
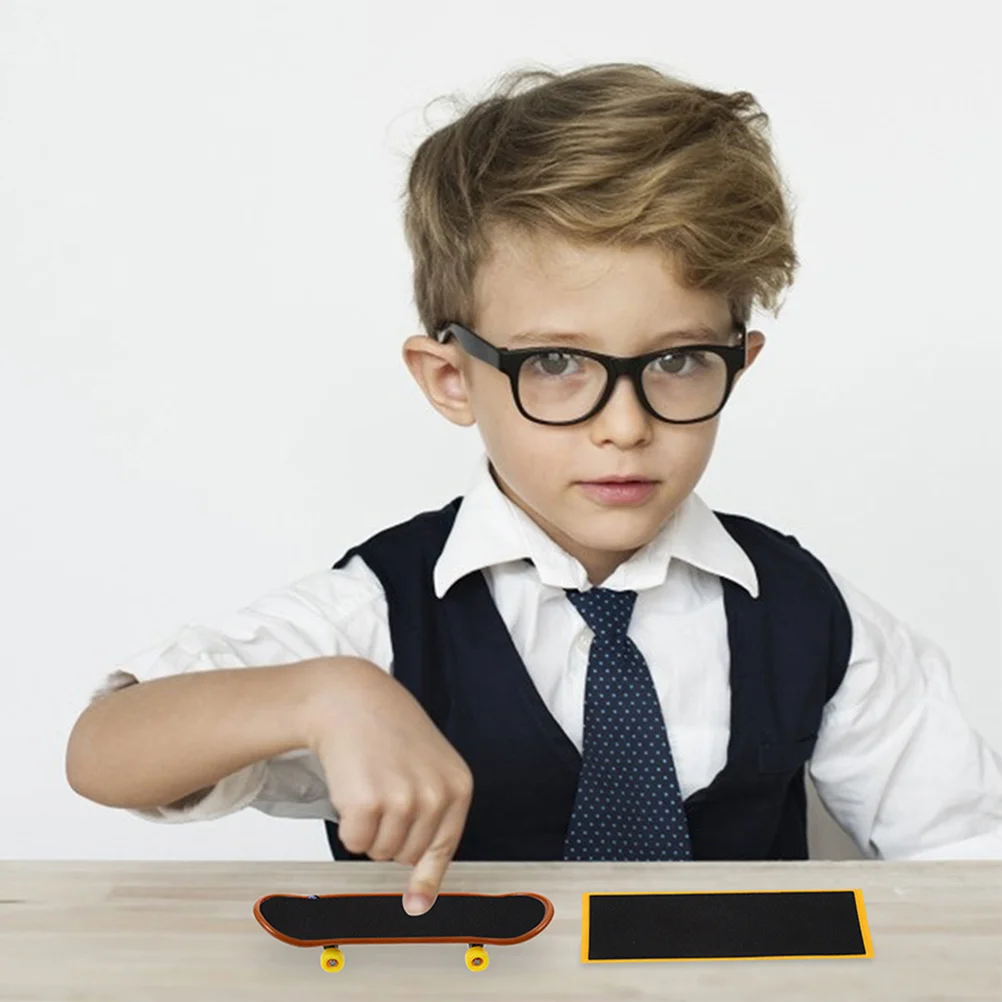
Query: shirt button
575 632 590 652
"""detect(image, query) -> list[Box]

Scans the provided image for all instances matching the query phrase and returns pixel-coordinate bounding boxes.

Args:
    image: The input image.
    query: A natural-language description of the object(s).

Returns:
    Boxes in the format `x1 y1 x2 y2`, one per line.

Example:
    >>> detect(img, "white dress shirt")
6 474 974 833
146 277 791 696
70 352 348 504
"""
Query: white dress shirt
95 452 1002 860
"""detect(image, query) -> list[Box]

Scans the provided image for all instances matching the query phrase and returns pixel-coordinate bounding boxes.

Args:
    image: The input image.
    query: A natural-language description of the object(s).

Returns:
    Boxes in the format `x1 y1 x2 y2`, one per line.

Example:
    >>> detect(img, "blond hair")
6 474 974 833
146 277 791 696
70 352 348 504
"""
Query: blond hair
402 62 798 334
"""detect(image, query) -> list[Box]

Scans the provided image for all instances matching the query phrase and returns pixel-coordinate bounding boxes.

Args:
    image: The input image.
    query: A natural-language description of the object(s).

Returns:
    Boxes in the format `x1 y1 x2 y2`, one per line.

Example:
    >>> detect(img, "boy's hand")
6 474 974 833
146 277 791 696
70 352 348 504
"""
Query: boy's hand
301 657 474 916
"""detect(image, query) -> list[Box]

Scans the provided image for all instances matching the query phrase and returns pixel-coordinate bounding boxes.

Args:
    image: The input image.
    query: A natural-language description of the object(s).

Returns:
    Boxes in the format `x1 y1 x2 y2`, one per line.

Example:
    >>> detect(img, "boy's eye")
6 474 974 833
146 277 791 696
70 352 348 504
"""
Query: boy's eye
527 351 581 376
650 351 707 376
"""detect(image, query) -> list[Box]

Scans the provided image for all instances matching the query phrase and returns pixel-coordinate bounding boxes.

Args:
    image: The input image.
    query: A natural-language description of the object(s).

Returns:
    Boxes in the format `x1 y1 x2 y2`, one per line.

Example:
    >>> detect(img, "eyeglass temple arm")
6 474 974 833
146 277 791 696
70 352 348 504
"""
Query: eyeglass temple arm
435 324 501 367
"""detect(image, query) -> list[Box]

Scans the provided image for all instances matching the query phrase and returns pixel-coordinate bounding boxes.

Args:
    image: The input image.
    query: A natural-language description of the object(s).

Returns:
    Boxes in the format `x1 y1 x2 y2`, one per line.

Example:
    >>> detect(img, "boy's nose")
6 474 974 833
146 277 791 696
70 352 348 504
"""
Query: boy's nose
586 374 653 447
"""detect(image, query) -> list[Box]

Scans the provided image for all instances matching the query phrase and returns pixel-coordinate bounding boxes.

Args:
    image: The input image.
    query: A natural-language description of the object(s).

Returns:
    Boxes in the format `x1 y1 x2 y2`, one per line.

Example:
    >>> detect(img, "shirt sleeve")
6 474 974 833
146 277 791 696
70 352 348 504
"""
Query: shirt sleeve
91 554 392 824
808 571 1002 860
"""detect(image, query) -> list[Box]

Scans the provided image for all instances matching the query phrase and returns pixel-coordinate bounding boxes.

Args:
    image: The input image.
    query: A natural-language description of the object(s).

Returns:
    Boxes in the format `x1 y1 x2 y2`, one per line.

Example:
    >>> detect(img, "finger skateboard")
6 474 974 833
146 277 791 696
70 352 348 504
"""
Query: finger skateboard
253 891 555 972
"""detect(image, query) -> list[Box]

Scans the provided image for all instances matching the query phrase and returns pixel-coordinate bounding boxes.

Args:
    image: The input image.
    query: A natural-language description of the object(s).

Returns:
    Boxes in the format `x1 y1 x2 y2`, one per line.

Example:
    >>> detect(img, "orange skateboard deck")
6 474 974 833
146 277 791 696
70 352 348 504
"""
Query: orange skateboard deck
253 891 555 972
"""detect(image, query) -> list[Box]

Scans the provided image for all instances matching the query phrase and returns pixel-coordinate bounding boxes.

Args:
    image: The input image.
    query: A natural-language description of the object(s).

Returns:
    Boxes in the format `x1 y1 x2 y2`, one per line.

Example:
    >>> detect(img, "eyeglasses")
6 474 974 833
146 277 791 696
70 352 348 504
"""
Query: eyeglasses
433 321 748 426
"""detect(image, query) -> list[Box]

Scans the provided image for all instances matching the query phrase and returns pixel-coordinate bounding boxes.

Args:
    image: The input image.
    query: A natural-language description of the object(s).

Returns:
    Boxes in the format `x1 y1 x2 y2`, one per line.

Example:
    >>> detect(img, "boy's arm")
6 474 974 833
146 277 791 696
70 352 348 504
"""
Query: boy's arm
67 557 474 914
66 658 334 810
808 572 1002 860
89 669 232 815
73 559 394 823
68 647 473 916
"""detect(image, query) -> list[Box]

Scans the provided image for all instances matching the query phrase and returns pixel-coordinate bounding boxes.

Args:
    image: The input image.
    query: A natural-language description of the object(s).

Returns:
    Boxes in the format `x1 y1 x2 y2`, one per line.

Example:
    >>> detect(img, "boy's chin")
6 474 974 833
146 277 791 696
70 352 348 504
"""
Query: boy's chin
562 506 672 553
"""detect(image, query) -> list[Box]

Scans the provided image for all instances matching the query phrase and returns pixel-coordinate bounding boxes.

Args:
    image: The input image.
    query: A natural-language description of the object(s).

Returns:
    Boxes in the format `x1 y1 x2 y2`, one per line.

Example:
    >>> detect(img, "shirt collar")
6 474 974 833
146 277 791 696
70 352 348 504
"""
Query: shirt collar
433 451 759 598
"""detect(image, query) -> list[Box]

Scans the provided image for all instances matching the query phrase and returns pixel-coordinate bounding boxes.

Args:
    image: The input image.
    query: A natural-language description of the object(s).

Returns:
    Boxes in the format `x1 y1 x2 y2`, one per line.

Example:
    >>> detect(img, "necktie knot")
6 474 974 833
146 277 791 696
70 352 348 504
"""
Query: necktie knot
565 586 637 637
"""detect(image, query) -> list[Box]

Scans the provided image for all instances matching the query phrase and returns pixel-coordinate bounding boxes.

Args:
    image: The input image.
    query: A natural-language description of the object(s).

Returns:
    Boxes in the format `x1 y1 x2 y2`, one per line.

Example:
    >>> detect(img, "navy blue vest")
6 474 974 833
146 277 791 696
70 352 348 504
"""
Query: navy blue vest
323 497 851 861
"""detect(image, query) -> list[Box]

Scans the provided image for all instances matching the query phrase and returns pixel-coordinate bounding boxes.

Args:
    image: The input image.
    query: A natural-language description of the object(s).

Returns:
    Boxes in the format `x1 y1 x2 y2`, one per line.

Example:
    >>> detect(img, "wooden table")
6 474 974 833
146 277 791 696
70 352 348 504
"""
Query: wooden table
1 860 1000 1000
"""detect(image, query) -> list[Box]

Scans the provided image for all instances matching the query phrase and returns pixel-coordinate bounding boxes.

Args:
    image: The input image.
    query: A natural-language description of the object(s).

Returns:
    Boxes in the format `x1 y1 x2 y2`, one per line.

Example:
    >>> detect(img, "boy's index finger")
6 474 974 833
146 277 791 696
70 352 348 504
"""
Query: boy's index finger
403 846 453 915
402 801 467 915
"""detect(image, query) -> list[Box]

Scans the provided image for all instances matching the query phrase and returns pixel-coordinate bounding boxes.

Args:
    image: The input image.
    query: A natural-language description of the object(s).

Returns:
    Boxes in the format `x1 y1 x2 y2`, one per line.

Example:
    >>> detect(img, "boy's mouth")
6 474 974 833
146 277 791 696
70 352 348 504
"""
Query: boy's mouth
576 476 659 505
585 475 657 484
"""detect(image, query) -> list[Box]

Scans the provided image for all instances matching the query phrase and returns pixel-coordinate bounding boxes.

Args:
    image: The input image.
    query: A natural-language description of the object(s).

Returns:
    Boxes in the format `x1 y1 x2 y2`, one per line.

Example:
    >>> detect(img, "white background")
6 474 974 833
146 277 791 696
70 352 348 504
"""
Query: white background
2 1 999 861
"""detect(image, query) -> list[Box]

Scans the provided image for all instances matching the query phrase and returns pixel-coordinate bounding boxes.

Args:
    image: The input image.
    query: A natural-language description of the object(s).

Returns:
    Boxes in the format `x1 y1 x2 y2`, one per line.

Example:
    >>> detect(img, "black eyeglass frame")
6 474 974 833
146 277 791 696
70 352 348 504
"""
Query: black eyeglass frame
433 320 749 426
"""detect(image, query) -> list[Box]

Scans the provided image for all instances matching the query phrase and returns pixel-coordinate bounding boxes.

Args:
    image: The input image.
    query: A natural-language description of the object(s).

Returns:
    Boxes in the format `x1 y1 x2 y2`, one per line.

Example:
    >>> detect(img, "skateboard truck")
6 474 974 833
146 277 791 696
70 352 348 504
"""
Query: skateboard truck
320 940 488 972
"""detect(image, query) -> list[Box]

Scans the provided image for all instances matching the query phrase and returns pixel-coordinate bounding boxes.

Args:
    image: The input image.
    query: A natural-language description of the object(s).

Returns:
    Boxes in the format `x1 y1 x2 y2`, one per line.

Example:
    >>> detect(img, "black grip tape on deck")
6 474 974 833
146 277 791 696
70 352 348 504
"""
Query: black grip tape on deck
260 894 546 942
584 890 870 961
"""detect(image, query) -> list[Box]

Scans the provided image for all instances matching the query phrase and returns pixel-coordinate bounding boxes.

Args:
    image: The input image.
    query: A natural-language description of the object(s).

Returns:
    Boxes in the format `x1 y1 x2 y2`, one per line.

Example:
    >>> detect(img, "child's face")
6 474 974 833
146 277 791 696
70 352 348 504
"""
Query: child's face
403 229 764 584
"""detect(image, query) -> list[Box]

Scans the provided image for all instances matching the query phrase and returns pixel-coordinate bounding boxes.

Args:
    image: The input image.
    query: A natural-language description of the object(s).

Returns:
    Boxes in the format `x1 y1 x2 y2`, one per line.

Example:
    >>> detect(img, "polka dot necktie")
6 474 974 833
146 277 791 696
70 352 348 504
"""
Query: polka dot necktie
562 587 693 861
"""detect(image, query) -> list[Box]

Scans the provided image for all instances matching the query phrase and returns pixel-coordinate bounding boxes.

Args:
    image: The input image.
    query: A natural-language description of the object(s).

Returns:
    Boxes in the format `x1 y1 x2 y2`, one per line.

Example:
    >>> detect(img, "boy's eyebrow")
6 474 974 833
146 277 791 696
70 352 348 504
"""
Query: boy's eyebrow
505 322 733 349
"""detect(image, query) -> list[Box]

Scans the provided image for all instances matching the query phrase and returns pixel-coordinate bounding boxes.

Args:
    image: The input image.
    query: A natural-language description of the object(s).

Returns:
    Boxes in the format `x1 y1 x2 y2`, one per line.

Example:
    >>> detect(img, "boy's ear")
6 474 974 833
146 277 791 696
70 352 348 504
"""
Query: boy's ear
733 330 766 384
402 334 476 427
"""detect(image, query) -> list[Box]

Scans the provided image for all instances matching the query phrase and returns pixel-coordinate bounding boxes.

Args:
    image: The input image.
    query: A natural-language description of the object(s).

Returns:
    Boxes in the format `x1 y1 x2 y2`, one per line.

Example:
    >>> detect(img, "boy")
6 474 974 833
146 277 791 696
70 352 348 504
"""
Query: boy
66 62 1002 918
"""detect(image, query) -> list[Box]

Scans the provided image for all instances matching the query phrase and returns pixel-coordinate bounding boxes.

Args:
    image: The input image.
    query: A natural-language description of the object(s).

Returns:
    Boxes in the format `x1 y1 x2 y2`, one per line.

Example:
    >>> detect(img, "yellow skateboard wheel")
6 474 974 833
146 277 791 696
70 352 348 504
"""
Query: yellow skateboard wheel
465 945 489 971
320 947 344 972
